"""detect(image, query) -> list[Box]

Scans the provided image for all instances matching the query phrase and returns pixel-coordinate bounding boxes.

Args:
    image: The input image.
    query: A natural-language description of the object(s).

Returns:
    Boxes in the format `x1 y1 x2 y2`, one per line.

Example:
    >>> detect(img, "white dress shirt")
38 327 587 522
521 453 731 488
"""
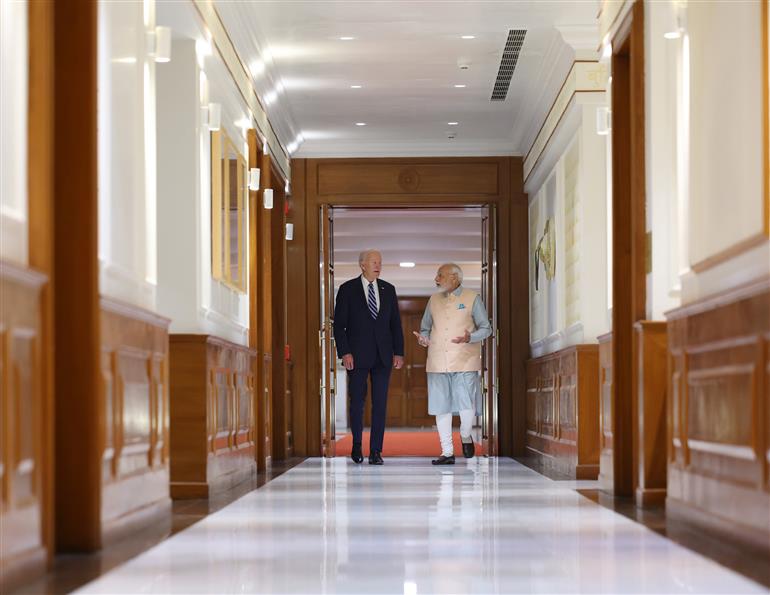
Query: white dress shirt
360 275 380 312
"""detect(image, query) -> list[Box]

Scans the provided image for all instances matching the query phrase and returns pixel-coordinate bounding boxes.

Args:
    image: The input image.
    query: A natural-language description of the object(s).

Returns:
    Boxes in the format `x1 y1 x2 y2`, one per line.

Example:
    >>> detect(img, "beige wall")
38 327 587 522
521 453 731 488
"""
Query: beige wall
681 0 769 302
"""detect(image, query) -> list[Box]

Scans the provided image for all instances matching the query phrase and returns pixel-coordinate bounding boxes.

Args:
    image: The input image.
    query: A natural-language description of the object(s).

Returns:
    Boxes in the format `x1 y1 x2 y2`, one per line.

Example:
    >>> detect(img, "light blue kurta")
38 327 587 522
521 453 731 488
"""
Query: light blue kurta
420 286 492 415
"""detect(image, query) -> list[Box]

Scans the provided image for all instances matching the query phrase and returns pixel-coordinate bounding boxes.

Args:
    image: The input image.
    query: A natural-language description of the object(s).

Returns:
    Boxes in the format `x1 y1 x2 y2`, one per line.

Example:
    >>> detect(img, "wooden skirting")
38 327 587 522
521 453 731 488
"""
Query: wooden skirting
0 261 48 591
99 297 172 545
598 332 613 491
526 344 600 479
666 278 770 553
169 335 257 499
634 321 668 508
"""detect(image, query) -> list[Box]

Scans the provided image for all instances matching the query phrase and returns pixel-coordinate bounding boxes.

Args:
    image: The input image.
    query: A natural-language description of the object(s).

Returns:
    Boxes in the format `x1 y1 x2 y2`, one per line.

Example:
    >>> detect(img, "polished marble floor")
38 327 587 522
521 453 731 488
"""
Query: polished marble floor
76 458 767 594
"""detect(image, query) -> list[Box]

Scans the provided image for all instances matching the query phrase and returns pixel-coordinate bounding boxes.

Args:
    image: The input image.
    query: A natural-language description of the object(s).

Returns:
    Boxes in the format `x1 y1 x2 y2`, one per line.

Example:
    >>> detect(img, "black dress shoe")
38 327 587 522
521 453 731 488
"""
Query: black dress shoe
462 438 475 458
368 450 384 465
431 455 455 465
351 445 364 464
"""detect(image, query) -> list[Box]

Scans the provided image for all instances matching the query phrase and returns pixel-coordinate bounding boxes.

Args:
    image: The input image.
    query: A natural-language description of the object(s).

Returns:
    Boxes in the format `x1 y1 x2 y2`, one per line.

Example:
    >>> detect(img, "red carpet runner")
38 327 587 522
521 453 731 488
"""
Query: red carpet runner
335 431 485 457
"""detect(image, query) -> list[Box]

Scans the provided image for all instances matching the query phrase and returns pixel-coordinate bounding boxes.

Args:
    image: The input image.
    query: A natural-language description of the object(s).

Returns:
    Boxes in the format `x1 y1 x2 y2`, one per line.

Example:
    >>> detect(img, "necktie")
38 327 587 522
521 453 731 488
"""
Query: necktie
367 282 378 319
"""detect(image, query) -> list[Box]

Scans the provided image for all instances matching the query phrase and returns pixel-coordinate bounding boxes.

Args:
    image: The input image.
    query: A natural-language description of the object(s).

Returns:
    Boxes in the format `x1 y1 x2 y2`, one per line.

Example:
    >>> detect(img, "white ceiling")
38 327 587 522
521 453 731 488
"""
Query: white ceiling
214 1 599 158
332 208 483 296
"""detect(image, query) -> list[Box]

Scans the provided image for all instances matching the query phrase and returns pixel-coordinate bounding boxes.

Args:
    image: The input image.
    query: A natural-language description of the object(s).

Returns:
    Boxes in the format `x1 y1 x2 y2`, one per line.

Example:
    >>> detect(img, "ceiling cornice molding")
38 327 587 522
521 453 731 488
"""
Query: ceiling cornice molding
197 0 299 178
511 32 574 154
213 2 303 152
556 24 601 53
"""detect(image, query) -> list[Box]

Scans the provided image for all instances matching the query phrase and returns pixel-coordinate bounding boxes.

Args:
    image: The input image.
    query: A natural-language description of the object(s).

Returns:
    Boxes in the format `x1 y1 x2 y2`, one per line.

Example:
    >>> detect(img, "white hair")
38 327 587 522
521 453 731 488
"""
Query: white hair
442 263 463 283
359 249 381 265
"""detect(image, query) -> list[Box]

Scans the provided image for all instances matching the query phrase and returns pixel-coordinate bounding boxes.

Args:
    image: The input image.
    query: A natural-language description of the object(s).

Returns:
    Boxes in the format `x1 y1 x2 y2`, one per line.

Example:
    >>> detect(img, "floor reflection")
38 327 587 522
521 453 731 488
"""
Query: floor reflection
68 457 766 594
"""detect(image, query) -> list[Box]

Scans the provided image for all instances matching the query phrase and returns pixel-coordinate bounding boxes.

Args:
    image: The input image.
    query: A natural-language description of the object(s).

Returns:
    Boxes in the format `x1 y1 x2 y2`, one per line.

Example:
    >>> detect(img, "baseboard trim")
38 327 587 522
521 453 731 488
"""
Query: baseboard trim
666 497 770 556
635 487 666 508
0 546 47 594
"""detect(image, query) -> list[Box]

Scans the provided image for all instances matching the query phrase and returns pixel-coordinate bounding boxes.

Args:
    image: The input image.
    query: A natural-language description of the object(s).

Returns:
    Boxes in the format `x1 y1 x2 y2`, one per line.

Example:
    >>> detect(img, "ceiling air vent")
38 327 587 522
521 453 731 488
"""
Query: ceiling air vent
491 29 526 101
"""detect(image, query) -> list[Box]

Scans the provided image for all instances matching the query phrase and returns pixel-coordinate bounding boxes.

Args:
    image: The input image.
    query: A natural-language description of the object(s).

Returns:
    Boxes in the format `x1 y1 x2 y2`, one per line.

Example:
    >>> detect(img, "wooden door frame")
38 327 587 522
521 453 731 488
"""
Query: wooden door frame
291 156 529 458
610 0 646 497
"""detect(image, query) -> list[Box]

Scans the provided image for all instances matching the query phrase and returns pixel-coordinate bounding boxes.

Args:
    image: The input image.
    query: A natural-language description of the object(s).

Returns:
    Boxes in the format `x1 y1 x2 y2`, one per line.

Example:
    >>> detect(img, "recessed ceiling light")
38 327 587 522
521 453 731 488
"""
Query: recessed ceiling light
339 36 355 41
355 122 366 126
448 121 458 126
350 85 362 89
399 262 416 268
454 84 466 88
461 35 476 39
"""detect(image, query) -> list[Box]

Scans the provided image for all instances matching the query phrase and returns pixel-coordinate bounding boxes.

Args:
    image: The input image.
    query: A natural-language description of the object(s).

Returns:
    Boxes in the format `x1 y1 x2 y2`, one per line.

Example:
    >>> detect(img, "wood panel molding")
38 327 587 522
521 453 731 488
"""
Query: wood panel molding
526 344 600 479
598 332 614 490
0 262 47 590
315 160 500 197
634 321 668 508
295 156 528 458
169 334 257 499
666 278 770 553
99 298 171 546
610 0 646 497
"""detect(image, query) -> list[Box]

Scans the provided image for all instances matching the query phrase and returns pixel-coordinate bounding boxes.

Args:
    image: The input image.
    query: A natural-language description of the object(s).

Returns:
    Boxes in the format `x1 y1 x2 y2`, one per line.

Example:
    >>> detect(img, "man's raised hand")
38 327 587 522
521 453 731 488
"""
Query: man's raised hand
412 330 430 347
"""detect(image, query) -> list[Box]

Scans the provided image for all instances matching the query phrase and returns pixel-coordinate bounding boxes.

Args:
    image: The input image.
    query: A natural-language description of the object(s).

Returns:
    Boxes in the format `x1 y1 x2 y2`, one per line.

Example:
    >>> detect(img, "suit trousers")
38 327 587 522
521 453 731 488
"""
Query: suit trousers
348 362 391 453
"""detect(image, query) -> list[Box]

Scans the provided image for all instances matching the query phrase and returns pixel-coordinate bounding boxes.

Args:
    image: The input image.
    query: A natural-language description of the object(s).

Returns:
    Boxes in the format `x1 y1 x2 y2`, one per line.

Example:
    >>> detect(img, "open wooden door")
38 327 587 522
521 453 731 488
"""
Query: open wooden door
481 204 499 456
319 205 336 457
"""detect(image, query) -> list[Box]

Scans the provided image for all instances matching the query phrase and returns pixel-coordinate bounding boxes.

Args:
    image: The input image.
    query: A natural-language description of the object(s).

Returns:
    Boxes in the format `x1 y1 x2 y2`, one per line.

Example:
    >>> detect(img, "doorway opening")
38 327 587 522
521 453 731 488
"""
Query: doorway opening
319 206 498 458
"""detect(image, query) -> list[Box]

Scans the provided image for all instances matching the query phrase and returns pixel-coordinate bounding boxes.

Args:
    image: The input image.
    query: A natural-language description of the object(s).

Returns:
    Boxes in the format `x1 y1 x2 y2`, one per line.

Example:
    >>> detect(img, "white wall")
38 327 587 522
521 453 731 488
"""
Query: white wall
679 0 769 302
528 98 609 357
97 0 157 310
156 35 252 345
1 0 28 266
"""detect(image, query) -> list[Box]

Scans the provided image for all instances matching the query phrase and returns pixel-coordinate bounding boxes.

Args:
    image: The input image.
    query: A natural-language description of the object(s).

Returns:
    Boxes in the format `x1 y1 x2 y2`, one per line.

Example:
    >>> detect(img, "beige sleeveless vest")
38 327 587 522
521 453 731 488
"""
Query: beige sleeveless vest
426 288 482 373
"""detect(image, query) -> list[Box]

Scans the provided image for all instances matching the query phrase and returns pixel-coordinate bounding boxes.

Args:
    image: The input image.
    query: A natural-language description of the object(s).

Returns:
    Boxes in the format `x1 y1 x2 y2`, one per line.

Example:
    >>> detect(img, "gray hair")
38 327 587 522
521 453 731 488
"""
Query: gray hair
442 263 463 283
358 249 381 265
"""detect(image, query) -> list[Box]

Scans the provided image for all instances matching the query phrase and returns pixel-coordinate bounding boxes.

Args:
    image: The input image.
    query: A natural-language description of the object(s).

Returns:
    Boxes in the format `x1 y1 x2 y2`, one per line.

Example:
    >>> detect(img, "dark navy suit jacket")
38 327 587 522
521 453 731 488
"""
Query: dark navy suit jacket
333 276 404 369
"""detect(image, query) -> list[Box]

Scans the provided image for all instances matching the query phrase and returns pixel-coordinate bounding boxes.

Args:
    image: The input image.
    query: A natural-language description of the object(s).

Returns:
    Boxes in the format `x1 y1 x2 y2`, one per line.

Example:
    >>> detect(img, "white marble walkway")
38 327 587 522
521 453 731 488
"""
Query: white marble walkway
77 458 767 594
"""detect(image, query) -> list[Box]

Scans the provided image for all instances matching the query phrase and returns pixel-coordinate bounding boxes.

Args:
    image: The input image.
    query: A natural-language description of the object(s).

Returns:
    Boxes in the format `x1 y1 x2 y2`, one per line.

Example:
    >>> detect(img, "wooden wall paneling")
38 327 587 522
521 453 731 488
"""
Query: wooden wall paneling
610 0 646 497
634 321 668 507
300 159 322 457
256 153 273 470
270 164 290 460
0 264 47 590
666 279 770 553
598 332 614 491
315 161 500 197
247 130 261 468
169 335 256 499
298 156 527 457
508 158 529 457
52 0 102 552
287 160 308 455
525 345 599 478
575 346 601 478
20 0 56 585
99 299 171 546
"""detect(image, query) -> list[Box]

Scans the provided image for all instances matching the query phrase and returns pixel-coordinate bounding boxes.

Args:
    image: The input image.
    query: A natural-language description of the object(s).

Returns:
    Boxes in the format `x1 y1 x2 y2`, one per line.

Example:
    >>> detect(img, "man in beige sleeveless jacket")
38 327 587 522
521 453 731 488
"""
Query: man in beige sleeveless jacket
412 263 492 465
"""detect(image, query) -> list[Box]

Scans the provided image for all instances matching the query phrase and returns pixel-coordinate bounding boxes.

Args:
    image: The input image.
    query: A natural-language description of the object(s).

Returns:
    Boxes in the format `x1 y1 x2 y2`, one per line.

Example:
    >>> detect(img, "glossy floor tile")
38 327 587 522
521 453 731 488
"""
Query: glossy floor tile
76 458 767 594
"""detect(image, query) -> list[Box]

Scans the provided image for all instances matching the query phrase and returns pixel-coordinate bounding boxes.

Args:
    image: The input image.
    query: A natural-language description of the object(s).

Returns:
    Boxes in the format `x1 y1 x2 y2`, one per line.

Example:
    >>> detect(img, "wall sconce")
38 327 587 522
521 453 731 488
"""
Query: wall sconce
202 102 221 131
596 106 611 136
285 223 294 241
248 168 261 191
600 35 612 63
263 188 274 209
664 2 685 40
148 26 172 63
285 180 290 195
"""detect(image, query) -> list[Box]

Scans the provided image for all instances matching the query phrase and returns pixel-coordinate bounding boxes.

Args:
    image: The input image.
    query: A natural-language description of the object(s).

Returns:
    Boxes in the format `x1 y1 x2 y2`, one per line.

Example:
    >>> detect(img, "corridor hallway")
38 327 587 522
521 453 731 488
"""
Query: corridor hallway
73 459 763 594
3 0 770 592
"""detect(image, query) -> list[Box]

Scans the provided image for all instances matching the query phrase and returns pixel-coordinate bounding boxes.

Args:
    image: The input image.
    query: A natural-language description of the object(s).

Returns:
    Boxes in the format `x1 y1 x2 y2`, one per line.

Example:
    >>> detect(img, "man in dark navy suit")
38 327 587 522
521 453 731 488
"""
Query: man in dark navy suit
334 249 404 465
